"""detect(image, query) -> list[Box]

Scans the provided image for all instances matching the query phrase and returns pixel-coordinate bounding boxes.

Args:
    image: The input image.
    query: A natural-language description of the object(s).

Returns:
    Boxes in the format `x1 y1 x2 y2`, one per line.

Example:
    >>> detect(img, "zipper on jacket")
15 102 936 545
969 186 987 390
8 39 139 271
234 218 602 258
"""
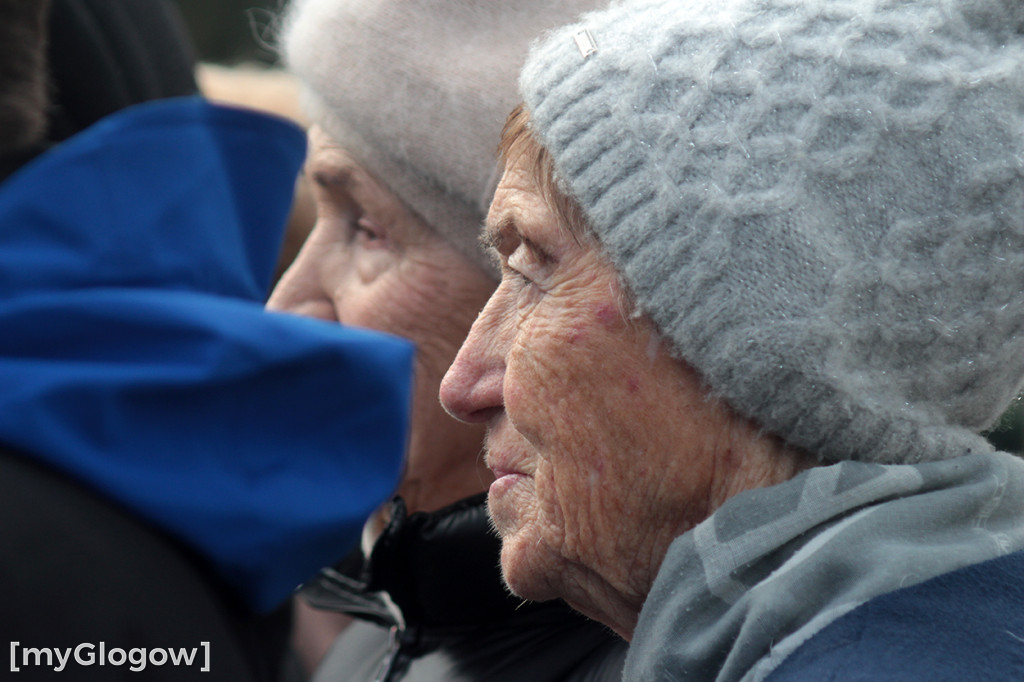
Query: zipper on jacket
372 625 402 682
372 624 425 682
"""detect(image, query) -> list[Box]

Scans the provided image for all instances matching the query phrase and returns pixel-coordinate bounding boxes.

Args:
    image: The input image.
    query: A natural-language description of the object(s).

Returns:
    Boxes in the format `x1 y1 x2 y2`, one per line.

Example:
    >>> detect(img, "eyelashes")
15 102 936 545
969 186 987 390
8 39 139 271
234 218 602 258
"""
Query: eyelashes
353 216 387 247
505 265 535 288
504 246 548 313
506 240 552 281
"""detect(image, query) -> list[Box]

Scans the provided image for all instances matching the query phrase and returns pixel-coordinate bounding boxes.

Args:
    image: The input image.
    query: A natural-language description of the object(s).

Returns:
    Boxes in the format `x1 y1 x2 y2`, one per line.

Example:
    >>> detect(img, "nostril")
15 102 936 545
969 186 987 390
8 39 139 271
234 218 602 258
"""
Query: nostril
440 363 504 424
462 405 505 424
442 394 504 425
439 371 475 423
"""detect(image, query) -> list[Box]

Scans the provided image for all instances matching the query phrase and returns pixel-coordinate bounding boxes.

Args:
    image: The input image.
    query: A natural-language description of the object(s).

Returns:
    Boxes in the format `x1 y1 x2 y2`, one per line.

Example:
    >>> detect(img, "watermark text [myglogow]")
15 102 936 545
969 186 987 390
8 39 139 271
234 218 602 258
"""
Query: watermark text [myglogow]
10 641 210 672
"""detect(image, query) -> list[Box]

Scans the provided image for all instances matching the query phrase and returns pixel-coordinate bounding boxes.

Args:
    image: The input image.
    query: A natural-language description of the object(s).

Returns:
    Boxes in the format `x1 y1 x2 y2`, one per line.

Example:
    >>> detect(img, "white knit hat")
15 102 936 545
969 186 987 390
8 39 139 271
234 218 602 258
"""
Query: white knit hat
282 0 603 276
520 0 1024 463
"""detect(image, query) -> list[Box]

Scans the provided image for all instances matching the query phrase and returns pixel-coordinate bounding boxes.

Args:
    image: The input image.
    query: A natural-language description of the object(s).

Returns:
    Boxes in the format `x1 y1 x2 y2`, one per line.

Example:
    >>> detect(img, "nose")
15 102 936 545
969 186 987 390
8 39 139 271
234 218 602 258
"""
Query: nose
440 293 508 424
266 221 337 322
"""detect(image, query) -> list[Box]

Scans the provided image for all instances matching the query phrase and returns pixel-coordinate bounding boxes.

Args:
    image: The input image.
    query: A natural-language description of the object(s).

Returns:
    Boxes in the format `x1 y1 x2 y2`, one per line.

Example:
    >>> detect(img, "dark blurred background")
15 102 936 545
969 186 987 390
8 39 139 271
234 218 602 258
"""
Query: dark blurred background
168 0 314 285
172 0 284 65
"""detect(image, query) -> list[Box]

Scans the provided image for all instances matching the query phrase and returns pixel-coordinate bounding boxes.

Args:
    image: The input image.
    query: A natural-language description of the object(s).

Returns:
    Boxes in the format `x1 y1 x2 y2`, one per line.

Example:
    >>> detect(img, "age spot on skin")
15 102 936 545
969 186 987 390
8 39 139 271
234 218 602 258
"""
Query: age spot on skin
594 303 621 328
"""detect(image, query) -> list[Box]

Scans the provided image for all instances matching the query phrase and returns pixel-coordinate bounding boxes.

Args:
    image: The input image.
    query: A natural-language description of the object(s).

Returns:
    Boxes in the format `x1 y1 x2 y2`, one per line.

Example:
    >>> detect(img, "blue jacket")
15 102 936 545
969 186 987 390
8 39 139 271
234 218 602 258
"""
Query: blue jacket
765 549 1024 681
0 97 414 613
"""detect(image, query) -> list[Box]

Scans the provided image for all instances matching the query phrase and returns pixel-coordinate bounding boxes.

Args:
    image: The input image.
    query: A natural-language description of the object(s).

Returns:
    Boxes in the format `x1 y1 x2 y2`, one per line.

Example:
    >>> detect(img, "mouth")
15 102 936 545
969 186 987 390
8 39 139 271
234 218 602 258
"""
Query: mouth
488 468 528 498
485 447 530 498
484 419 533 496
488 462 522 479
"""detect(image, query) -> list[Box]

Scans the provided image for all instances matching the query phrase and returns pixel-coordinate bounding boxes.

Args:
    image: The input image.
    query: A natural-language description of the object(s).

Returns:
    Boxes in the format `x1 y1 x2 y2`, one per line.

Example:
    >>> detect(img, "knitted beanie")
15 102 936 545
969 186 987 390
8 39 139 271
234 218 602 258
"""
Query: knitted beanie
282 0 602 276
520 0 1024 464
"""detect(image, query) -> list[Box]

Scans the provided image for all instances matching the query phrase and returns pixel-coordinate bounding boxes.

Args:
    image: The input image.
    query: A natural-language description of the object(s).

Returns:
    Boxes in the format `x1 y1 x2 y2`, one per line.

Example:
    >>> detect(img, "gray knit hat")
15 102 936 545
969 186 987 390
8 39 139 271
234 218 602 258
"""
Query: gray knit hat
282 0 602 276
521 0 1024 464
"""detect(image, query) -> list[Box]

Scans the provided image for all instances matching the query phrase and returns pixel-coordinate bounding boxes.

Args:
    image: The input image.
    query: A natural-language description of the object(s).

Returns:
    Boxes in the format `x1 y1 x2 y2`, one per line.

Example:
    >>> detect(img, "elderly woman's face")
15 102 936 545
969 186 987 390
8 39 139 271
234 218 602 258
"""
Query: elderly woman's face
440 152 749 637
269 126 496 516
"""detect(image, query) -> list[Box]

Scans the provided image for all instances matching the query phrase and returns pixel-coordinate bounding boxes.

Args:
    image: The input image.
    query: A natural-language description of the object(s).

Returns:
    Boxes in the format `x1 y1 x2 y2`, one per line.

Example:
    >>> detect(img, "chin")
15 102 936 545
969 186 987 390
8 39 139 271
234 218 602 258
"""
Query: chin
497 530 564 603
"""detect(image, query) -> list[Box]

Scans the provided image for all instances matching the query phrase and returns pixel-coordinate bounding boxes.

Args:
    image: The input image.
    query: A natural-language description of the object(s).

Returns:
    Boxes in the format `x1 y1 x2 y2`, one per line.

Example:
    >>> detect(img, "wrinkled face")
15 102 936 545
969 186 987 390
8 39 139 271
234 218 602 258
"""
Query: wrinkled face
440 153 746 637
269 126 496 515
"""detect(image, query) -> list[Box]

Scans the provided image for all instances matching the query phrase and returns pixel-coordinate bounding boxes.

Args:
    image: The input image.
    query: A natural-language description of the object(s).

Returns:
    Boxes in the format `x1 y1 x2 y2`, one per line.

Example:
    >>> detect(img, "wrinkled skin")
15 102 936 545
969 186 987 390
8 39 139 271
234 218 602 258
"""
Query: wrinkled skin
440 153 813 639
269 126 496 519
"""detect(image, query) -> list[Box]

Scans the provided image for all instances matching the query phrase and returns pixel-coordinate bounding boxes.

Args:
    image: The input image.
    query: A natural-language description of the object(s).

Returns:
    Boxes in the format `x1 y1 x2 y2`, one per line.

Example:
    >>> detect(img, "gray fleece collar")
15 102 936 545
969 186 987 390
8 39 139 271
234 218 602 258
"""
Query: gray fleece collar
625 451 1024 681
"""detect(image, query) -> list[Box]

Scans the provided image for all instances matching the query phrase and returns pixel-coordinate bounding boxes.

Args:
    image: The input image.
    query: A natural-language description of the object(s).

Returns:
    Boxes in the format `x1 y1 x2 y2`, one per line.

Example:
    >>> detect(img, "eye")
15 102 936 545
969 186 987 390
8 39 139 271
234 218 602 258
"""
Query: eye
503 246 548 311
504 263 535 287
310 169 332 191
504 244 529 280
353 216 387 248
508 241 552 282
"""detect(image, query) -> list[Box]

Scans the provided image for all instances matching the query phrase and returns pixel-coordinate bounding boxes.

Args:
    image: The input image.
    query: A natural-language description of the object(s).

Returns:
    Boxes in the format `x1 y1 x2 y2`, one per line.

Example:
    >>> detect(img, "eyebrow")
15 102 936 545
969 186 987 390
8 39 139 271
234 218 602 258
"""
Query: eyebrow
310 163 359 191
481 215 555 267
480 215 514 253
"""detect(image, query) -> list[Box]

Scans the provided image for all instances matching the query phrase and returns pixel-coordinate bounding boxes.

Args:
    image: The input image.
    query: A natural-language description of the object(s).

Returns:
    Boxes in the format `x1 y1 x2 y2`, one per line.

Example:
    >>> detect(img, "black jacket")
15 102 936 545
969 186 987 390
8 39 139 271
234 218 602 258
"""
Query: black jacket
0 449 290 681
303 494 627 682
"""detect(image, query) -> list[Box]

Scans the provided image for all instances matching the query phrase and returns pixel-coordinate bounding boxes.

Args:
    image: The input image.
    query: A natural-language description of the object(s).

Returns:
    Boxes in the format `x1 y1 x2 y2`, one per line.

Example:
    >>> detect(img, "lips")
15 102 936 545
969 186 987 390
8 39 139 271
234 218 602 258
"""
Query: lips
484 417 530 473
488 462 523 479
485 438 532 497
482 422 534 536
488 474 526 501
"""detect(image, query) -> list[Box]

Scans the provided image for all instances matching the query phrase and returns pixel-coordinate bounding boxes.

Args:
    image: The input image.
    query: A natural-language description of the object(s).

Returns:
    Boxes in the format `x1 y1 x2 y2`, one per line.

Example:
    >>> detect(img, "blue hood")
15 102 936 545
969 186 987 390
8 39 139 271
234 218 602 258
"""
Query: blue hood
0 97 414 612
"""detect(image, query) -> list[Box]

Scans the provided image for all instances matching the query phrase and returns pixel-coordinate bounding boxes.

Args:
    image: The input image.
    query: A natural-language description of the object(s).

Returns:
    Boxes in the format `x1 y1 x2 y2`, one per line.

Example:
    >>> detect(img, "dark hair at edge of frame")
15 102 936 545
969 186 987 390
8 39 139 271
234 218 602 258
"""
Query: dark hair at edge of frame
0 0 51 178
497 103 590 241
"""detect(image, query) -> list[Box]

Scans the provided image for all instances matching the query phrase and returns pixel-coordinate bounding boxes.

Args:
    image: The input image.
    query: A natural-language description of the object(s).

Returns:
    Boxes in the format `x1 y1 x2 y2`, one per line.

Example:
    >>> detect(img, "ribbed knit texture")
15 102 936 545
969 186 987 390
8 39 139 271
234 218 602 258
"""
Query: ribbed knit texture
520 0 1024 464
283 0 601 277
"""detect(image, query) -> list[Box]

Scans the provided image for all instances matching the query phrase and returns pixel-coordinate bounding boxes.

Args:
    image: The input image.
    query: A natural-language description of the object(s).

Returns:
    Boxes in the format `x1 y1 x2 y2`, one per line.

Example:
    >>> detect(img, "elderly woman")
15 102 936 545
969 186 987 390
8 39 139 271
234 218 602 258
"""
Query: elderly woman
441 0 1024 679
270 1 625 680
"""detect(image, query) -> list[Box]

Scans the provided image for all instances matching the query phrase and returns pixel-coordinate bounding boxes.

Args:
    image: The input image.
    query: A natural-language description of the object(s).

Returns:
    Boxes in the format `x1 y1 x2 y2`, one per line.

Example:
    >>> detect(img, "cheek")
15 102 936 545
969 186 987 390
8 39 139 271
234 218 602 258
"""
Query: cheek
503 306 592 449
359 267 491 411
332 271 401 331
504 306 626 495
355 248 393 284
505 299 646 450
406 271 494 371
505 299 682 527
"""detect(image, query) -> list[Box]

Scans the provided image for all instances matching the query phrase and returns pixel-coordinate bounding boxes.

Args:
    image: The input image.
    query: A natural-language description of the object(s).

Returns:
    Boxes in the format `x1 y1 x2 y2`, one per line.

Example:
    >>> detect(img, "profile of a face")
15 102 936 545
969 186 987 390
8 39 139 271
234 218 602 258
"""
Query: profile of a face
270 126 496 517
441 150 779 638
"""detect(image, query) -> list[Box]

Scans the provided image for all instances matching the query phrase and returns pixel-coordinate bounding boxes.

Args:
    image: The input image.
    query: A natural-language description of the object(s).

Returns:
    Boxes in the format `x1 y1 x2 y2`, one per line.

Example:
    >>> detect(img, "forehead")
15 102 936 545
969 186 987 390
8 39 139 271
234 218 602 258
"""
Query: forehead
485 154 564 246
305 126 442 249
307 126 361 175
305 126 399 211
